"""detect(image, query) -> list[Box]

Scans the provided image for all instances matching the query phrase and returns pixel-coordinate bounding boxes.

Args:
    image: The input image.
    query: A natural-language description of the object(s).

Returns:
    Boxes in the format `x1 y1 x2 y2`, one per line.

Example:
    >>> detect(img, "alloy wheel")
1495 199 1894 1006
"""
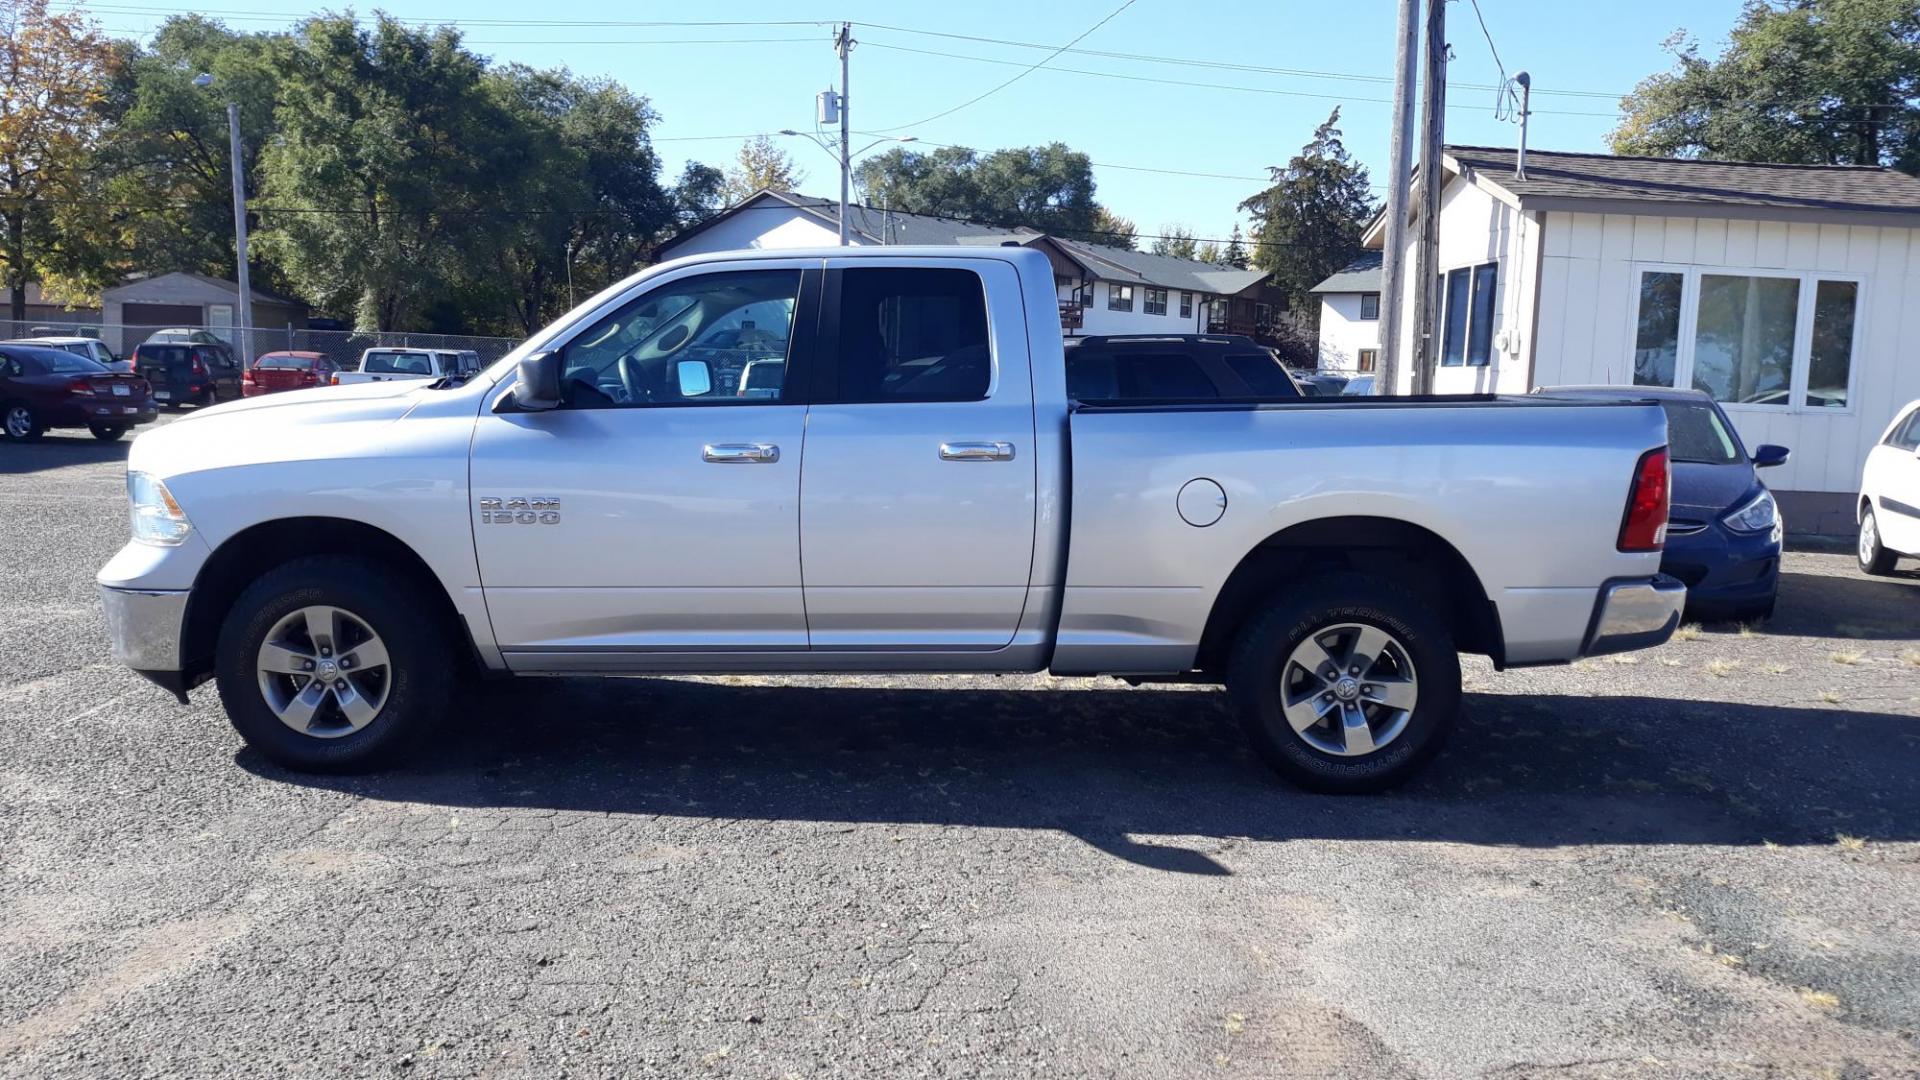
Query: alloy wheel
255 605 393 738
1278 621 1420 757
1861 513 1879 566
5 406 31 439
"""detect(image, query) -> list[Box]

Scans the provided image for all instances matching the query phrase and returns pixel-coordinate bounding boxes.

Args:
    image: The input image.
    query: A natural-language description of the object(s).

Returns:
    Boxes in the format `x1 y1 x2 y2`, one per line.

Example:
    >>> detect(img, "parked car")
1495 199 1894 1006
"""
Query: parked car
132 341 244 408
1858 398 1920 575
333 347 483 386
1541 386 1787 621
1342 375 1378 396
0 342 156 441
1064 334 1301 400
4 335 126 372
99 246 1683 792
243 351 337 397
1293 372 1350 397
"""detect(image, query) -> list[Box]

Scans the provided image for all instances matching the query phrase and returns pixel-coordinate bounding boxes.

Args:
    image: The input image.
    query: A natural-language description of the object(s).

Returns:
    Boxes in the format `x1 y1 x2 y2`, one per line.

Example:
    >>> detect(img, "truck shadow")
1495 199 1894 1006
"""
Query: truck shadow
246 678 1920 873
1749 570 1920 640
0 431 133 473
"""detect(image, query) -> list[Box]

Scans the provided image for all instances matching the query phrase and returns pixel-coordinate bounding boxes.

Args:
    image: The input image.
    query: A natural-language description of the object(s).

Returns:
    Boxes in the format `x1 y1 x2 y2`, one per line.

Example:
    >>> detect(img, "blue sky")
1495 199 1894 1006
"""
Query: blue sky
90 0 1749 246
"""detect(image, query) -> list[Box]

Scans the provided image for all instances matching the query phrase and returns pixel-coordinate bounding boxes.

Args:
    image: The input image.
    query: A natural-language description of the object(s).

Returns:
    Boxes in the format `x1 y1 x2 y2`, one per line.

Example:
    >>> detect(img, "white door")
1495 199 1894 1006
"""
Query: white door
471 261 819 664
799 259 1037 649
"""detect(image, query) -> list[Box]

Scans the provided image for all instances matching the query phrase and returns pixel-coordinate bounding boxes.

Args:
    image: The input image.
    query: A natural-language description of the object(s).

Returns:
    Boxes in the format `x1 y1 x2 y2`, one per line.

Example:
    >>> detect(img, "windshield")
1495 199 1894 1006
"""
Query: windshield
362 350 435 375
1662 399 1743 464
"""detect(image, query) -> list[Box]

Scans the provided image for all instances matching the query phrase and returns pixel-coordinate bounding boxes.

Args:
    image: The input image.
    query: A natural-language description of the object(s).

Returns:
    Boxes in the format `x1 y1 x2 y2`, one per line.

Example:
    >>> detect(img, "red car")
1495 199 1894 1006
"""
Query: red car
244 351 337 396
0 343 157 442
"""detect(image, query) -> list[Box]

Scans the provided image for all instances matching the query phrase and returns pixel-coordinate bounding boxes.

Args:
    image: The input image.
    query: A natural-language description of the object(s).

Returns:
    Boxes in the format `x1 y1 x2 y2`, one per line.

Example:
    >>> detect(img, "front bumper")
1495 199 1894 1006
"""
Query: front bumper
99 585 192 701
1581 575 1686 657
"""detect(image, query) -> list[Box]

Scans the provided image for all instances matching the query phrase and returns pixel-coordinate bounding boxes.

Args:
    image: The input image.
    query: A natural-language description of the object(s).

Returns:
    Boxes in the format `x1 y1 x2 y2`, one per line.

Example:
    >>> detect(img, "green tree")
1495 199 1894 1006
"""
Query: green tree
672 160 726 225
1223 224 1249 269
94 16 283 287
1150 224 1198 260
0 0 118 320
722 135 803 204
854 141 1119 241
1239 109 1375 312
255 15 534 332
1613 1 1920 171
1089 206 1137 249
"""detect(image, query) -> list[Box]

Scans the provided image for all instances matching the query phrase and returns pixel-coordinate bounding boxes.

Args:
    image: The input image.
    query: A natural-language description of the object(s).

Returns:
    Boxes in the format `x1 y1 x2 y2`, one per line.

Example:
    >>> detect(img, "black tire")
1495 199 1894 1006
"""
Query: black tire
2 401 43 442
1226 573 1462 794
198 388 218 408
88 423 129 442
1859 506 1899 575
215 555 455 772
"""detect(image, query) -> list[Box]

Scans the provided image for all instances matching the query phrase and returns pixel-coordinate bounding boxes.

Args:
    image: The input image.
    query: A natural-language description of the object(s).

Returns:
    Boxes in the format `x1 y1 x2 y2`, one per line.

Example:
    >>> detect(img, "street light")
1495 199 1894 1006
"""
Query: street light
778 131 916 243
193 73 253 364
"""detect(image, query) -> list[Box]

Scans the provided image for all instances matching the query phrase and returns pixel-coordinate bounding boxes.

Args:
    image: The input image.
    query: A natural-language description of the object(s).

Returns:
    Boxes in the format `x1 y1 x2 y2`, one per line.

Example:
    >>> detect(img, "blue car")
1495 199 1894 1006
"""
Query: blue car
1541 386 1788 622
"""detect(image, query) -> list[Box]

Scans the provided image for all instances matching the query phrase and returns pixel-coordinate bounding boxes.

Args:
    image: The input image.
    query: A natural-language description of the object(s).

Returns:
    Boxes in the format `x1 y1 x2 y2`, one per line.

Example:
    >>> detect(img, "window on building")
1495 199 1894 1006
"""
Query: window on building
1357 348 1379 373
1627 266 1860 409
1144 287 1168 315
1633 271 1683 387
1108 283 1134 311
1180 291 1194 318
1438 263 1497 367
1359 292 1380 320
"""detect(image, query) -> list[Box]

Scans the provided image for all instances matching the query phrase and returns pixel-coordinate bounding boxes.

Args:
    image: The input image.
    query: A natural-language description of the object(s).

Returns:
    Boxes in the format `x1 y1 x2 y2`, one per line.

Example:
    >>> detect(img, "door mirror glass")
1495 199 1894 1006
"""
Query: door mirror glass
1752 443 1790 468
511 350 561 411
676 358 713 398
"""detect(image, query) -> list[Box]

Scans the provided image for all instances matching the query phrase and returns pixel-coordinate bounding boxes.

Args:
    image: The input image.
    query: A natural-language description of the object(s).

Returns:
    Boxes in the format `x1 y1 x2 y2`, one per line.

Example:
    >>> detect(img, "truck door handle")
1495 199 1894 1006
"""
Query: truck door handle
939 441 1016 462
703 443 780 464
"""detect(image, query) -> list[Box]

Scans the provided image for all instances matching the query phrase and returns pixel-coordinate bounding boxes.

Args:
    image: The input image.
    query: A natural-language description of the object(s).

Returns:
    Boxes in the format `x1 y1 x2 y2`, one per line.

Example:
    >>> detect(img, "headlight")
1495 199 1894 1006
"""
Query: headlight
128 471 192 546
1723 488 1778 536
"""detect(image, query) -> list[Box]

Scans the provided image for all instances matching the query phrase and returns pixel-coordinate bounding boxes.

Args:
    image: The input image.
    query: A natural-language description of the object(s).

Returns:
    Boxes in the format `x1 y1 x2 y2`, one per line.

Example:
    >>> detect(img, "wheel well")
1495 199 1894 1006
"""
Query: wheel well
179 517 474 684
1194 516 1505 672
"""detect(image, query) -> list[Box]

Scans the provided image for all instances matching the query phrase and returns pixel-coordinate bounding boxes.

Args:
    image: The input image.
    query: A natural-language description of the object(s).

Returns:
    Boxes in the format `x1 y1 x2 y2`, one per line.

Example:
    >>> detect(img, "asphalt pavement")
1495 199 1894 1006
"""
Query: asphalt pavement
1 413 1916 1078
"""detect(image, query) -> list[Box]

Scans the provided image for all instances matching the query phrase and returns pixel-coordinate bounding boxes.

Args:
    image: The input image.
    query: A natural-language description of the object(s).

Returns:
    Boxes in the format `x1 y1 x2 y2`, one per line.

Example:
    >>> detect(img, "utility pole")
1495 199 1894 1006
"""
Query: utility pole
1409 0 1447 395
835 23 853 245
197 74 254 364
1377 0 1420 395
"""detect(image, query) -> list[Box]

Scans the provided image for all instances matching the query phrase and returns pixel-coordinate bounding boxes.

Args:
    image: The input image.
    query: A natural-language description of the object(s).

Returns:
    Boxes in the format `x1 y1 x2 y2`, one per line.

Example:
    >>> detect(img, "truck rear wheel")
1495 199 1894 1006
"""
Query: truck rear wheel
214 555 454 772
1226 573 1460 793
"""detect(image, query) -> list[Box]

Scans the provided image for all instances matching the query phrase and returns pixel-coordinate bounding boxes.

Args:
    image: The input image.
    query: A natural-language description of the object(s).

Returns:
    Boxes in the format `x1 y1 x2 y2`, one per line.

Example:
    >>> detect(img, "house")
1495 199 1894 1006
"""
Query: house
1308 251 1383 373
655 190 1290 346
1 283 104 339
100 272 309 356
1369 145 1920 535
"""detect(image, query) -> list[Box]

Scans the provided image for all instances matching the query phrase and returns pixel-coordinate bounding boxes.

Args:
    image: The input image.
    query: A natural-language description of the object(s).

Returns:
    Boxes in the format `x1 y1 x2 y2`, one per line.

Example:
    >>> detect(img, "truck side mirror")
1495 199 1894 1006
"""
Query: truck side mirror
1752 443 1790 468
675 358 713 398
512 350 561 411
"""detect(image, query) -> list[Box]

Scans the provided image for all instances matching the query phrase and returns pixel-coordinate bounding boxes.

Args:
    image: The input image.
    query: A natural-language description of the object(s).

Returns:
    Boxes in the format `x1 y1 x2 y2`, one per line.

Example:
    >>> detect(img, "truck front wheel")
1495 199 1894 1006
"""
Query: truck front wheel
214 555 455 772
1226 573 1461 794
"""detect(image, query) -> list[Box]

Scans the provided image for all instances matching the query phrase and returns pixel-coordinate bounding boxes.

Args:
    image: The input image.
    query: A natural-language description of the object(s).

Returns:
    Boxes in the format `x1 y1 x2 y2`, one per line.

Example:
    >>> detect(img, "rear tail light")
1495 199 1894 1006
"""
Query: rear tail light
1618 446 1671 552
242 368 256 385
68 379 96 396
330 373 341 385
190 356 206 375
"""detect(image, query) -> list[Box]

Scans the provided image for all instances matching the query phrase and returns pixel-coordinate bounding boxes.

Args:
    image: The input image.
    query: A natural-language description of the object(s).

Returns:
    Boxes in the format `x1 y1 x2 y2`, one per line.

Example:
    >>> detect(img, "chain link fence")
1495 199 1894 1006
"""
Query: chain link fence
1 320 522 371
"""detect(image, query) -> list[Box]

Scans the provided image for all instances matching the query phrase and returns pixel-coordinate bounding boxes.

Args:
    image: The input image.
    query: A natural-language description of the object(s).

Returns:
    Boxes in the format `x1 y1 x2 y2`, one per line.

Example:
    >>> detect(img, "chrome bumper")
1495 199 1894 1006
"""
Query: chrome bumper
1582 575 1686 657
99 585 188 673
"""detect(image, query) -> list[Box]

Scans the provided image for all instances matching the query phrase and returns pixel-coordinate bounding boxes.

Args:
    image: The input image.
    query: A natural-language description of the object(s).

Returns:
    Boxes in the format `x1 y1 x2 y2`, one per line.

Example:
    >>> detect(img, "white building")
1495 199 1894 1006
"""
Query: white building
657 190 1289 345
1369 145 1920 534
1308 251 1382 373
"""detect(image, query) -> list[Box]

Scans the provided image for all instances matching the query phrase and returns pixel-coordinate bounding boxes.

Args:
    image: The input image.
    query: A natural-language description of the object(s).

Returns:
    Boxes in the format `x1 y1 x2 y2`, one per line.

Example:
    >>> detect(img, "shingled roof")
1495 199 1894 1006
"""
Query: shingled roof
1448 145 1920 218
1308 251 1382 294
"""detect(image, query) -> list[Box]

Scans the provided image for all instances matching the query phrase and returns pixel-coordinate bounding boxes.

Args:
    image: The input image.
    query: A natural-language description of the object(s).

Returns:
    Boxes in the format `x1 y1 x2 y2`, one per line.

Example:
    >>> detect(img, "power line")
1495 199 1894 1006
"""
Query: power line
859 41 1622 118
866 0 1138 131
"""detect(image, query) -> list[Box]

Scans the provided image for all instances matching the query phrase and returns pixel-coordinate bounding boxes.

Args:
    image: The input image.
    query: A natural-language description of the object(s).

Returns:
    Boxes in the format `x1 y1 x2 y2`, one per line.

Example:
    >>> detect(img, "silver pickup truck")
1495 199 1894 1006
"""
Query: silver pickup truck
98 246 1683 791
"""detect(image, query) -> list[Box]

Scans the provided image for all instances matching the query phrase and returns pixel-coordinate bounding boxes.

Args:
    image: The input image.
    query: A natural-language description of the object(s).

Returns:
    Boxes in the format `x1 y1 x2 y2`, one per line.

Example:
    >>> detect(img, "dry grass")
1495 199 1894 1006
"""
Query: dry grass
1901 649 1920 668
1819 690 1844 704
1762 663 1790 675
1705 659 1741 677
1737 623 1758 638
1800 987 1842 1010
1829 650 1867 666
1673 623 1704 642
1835 833 1867 852
1606 654 1641 665
1223 1012 1246 1035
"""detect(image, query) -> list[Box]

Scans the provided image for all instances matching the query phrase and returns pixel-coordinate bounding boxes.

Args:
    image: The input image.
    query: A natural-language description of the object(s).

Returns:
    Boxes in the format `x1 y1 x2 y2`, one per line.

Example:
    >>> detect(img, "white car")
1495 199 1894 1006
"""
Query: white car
4 335 127 371
1859 398 1920 574
333 347 482 386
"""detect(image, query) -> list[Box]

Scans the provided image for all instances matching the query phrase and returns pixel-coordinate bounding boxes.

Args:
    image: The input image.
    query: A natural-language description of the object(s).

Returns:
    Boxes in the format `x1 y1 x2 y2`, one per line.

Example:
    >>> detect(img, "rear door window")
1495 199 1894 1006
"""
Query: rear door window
822 267 991 403
1118 352 1216 398
1224 352 1298 396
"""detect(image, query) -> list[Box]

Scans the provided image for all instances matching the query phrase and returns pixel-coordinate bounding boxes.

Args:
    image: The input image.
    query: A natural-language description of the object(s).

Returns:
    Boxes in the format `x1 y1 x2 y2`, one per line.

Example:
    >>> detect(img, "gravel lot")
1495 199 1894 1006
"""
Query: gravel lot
2 414 1917 1078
